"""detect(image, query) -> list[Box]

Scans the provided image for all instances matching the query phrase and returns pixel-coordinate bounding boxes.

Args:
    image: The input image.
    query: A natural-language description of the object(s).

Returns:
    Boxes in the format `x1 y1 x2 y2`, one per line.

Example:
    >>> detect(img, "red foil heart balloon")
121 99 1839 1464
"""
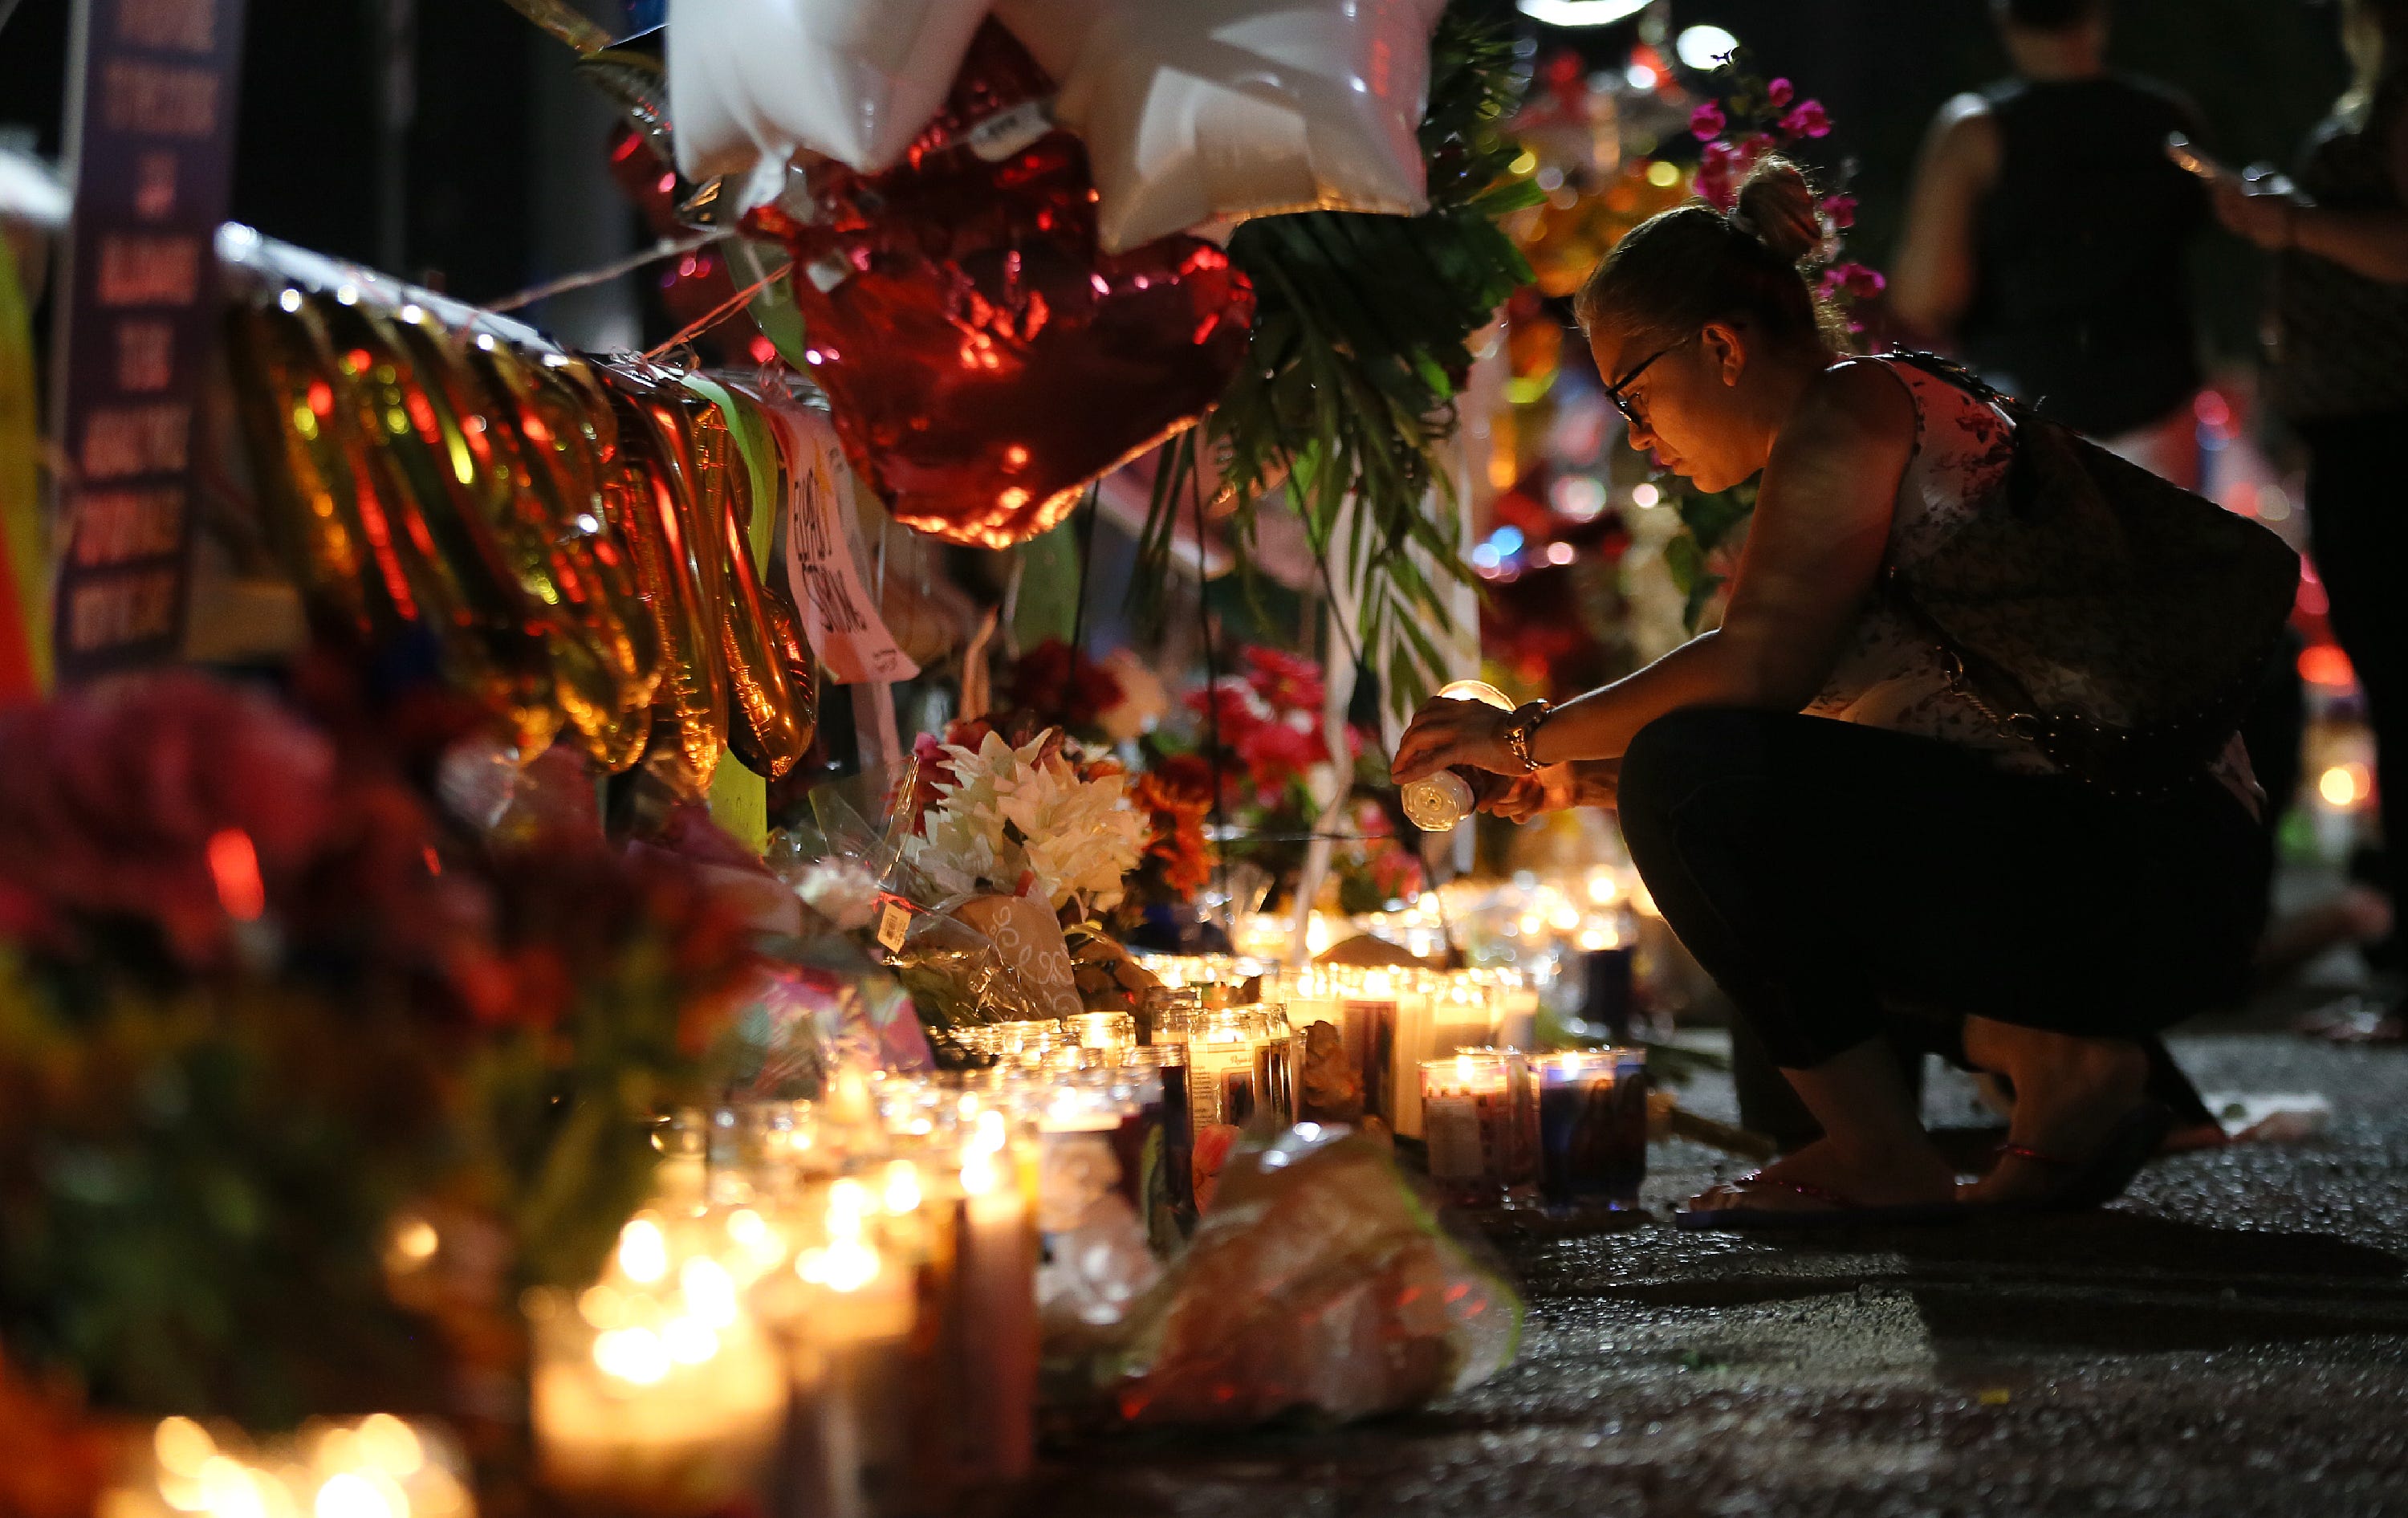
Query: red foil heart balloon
746 21 1255 550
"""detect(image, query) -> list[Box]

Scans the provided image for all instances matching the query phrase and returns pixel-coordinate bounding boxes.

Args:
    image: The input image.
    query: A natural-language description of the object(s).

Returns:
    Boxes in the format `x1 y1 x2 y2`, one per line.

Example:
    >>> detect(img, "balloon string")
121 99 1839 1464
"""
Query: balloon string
486 230 730 313
641 260 794 362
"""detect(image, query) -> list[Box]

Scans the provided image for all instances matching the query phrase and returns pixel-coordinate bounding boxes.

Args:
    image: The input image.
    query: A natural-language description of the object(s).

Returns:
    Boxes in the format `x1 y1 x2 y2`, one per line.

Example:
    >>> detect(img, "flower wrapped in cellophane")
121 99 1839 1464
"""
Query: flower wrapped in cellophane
904 726 1146 914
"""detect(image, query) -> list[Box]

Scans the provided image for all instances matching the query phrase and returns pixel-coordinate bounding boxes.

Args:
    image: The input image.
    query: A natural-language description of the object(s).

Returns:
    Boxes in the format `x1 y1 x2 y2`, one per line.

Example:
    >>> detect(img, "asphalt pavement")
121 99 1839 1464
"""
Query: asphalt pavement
1023 1031 2408 1517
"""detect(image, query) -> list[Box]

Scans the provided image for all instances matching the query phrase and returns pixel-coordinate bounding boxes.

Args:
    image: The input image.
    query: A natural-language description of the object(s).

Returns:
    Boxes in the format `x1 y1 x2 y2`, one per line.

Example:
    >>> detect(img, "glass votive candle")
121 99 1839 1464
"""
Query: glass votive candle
1337 971 1405 1132
1137 984 1199 1047
1165 1004 1282 1130
108 1415 477 1518
1536 1048 1649 1208
1502 1050 1542 1190
529 1215 787 1516
1128 1044 1197 1246
1419 1053 1516 1206
1070 1010 1136 1051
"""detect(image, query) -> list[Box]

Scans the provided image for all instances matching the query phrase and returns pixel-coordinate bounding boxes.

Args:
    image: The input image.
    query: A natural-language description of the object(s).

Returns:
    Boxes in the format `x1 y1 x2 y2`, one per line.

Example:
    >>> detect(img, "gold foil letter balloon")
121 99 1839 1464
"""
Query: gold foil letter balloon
746 21 1256 551
296 293 560 755
596 361 734 787
680 379 813 780
1000 0 1449 254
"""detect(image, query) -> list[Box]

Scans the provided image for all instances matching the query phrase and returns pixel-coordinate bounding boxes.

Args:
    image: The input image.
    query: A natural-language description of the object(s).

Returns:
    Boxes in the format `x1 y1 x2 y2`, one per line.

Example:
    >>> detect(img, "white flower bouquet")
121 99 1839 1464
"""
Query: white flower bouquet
904 728 1147 915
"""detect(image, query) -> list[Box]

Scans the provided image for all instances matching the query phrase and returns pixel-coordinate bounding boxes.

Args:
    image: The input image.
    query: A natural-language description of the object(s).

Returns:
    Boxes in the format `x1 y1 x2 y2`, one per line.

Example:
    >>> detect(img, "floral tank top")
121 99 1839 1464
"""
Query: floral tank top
1804 356 2258 806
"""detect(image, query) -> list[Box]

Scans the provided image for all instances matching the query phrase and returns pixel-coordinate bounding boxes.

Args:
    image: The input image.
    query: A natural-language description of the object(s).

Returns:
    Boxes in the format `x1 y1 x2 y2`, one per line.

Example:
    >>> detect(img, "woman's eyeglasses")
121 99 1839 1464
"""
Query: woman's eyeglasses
1605 334 1691 431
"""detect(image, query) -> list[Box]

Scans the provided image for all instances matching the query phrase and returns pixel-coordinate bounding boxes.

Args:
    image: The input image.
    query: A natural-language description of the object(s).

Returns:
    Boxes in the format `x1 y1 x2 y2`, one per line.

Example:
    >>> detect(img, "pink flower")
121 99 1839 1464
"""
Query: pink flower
1780 100 1832 139
1689 100 1727 141
1817 262 1888 301
1765 78 1795 109
1818 194 1857 230
1694 138 1752 210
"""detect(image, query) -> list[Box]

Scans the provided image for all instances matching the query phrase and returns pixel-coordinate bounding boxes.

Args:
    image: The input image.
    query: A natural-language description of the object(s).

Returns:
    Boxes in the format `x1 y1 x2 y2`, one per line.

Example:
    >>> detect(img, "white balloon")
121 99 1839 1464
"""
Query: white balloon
1007 0 1448 255
986 0 1097 83
666 0 992 185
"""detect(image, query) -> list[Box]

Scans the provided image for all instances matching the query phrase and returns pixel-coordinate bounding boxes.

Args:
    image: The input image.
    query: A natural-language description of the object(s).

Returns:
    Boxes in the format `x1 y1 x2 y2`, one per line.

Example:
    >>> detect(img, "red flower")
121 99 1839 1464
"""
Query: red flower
1818 194 1857 230
477 829 759 1051
1003 638 1125 735
1368 844 1424 906
1186 681 1267 747
1242 646 1325 716
1152 751 1217 803
1764 77 1795 108
1780 100 1832 139
1235 717 1327 798
0 672 352 967
1689 100 1727 140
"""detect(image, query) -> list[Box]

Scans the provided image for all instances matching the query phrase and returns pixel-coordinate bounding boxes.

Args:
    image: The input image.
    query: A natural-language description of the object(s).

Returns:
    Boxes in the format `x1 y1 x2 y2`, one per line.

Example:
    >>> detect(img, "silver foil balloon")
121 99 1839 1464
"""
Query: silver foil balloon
666 0 992 192
999 0 1449 254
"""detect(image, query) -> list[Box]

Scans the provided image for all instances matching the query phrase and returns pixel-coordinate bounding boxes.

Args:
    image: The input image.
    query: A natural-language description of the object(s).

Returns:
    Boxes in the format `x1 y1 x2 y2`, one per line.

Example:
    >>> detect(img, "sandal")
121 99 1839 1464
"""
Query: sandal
1966 1100 2175 1215
1674 1171 1967 1231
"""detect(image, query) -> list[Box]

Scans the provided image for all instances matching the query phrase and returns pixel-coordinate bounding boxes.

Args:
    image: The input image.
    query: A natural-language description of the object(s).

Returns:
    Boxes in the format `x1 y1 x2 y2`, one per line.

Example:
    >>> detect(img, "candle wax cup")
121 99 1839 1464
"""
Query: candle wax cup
1108 1098 1161 1213
1536 1059 1650 1207
1253 1037 1295 1124
1419 1056 1515 1203
948 1187 1037 1486
1183 1035 1259 1129
1422 1093 1487 1183
1340 998 1397 1129
534 1329 787 1514
1220 1068 1258 1125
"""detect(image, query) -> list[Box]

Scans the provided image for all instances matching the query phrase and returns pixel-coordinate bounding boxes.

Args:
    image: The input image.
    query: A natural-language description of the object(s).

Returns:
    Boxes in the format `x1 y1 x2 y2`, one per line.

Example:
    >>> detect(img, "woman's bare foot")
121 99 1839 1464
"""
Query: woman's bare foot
1684 1135 1961 1217
1958 1019 2148 1206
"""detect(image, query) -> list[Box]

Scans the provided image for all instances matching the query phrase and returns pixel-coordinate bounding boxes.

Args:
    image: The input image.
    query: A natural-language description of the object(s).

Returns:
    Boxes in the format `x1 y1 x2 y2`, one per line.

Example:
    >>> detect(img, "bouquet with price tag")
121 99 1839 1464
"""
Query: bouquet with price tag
773 723 1155 1060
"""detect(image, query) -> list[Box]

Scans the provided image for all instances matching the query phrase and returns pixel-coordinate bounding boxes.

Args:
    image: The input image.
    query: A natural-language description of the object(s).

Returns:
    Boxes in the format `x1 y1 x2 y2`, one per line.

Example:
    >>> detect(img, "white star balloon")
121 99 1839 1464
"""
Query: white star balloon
997 0 1449 254
666 0 991 188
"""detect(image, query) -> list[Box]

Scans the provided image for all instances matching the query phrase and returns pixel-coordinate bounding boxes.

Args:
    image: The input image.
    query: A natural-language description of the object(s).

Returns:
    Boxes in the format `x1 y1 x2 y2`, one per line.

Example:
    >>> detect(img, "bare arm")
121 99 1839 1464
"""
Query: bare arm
2215 111 2408 283
1886 96 1999 345
1391 362 1917 780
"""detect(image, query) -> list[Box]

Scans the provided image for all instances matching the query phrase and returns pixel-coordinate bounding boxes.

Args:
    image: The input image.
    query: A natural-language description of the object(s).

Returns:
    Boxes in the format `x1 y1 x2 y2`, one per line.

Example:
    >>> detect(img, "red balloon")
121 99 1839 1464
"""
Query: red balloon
746 21 1255 550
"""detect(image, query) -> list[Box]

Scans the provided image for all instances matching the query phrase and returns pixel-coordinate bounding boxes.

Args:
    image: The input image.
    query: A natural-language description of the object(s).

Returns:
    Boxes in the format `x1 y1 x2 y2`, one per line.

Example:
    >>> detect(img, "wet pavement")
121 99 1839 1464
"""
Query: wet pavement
1024 1032 2408 1516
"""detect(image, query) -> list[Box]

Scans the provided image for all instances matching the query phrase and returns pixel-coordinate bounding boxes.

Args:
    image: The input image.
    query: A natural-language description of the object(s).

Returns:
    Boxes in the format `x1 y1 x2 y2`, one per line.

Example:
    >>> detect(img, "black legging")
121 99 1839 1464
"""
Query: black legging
1617 709 2268 1071
2302 413 2408 941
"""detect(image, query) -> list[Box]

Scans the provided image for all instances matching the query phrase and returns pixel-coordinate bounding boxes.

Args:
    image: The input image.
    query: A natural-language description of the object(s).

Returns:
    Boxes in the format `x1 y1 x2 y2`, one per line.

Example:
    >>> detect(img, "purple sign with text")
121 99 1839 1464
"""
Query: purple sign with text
47 0 247 678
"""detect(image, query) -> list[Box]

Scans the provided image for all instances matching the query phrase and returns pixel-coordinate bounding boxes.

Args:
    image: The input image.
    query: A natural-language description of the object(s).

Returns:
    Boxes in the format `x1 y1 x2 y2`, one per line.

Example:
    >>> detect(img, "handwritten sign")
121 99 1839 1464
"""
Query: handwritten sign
47 0 249 678
764 397 918 686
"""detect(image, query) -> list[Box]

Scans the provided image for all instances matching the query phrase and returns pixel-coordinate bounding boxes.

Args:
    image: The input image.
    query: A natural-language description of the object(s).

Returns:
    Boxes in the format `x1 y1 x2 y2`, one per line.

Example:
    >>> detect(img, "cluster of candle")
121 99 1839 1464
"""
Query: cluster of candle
1263 965 1540 1139
105 1414 471 1518
1456 870 1653 957
1122 956 1649 1209
1420 1048 1651 1209
530 1077 1042 1518
1222 871 1654 973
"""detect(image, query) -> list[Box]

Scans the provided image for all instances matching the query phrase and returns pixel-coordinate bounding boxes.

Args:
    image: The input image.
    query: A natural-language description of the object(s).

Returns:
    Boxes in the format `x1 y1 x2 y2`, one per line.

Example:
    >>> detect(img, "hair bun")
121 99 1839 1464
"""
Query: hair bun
1731 159 1823 267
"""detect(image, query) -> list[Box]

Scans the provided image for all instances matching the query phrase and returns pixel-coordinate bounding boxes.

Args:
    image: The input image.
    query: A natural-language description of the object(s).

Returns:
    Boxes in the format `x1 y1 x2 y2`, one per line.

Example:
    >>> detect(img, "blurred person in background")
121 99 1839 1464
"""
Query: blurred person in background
1892 0 2373 1054
2216 0 2408 1040
1889 0 2211 488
